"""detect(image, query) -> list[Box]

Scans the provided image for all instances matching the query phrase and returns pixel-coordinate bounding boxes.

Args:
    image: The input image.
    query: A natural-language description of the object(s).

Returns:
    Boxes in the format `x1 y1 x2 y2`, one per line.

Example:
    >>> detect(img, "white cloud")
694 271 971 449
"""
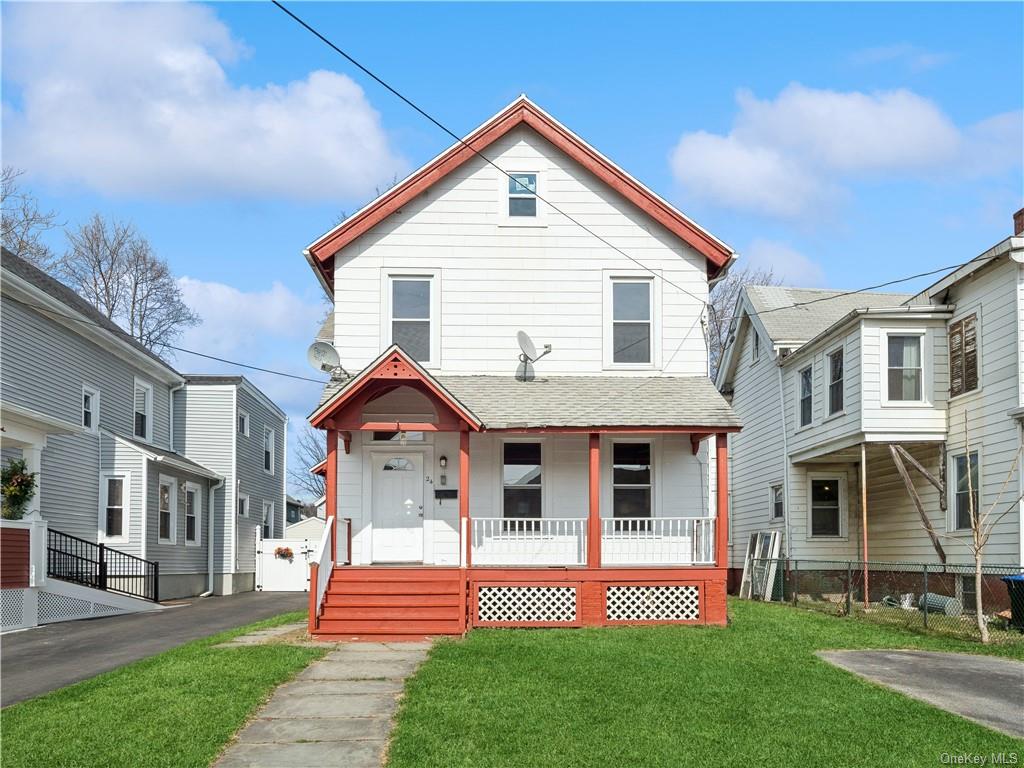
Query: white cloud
2 3 405 200
743 239 827 287
850 44 952 73
670 83 1021 220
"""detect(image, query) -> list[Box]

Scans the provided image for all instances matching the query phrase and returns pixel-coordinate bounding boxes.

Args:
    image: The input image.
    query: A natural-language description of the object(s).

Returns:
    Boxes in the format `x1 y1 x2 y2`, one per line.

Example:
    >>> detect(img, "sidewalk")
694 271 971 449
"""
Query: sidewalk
215 641 432 768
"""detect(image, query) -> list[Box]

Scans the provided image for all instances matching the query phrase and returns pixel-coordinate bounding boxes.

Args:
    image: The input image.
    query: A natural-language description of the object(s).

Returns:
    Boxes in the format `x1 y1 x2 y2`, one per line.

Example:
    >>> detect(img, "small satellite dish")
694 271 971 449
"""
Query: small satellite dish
307 341 343 375
517 331 538 362
515 330 552 381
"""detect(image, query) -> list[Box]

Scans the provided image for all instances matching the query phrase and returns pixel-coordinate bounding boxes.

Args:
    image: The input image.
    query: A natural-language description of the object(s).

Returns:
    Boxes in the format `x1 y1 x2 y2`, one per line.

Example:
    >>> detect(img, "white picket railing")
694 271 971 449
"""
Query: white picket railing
601 517 715 566
471 518 587 566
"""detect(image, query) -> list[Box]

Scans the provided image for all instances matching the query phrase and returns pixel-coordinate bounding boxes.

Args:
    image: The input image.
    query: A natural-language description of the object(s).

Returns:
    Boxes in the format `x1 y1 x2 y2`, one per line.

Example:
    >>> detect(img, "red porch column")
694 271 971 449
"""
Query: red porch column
715 433 729 569
460 429 471 567
587 432 601 568
326 428 339 563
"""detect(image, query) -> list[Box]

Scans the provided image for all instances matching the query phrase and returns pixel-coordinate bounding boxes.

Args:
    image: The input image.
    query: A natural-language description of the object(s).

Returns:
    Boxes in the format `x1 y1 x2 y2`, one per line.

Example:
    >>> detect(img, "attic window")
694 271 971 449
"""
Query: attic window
752 331 761 363
508 173 537 217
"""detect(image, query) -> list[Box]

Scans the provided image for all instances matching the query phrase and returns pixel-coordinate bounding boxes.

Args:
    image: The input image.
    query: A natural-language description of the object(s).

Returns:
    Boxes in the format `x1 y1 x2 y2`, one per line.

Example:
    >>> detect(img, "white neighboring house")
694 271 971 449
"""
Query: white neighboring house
716 222 1024 584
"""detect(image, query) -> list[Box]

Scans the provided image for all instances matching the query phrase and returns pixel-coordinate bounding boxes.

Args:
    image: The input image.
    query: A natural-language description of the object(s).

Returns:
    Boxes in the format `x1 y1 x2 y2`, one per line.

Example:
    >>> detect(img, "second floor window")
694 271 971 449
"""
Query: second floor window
503 442 542 529
612 279 652 365
264 428 275 473
237 410 249 436
887 335 922 401
390 277 431 363
949 314 979 398
82 385 99 432
799 367 813 426
828 348 844 415
133 379 152 441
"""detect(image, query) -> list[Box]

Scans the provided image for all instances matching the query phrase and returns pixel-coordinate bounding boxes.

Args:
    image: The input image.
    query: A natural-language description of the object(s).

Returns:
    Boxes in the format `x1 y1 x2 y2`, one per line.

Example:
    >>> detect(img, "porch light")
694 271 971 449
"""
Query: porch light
399 430 407 446
439 456 447 468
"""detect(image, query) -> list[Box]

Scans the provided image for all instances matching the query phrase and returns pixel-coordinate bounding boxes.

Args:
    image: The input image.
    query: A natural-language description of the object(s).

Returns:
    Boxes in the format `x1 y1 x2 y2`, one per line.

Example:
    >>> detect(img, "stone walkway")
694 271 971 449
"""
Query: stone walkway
215 641 431 768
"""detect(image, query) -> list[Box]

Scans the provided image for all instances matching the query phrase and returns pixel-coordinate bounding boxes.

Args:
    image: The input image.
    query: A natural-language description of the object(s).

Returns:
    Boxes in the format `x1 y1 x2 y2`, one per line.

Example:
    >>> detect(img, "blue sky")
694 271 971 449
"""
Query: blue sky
3 2 1021 495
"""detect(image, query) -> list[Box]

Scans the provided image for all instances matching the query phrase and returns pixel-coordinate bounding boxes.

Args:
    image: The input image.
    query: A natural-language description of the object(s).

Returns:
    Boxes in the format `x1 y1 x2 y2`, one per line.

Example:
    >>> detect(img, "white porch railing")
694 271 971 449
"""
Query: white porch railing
309 515 335 630
471 518 587 566
601 517 715 566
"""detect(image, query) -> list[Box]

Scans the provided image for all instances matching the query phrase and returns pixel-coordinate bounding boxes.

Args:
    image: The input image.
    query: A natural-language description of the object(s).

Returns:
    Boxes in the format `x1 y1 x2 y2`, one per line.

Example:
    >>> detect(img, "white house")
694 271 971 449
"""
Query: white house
301 96 742 639
716 219 1024 598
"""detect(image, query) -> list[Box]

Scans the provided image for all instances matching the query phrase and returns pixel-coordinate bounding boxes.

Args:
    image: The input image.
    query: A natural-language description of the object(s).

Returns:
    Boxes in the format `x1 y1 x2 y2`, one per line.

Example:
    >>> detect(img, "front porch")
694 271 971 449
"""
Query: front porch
306 347 739 637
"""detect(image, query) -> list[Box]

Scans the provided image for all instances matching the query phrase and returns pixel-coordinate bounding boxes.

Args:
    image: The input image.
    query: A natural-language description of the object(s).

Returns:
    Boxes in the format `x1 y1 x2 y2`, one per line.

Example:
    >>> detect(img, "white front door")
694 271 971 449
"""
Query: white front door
371 452 425 563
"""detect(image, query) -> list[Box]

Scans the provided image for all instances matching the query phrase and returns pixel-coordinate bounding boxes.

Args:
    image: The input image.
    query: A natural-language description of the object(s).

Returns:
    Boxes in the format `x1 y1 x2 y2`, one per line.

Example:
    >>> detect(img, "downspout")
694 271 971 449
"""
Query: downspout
169 382 185 452
776 360 793 554
200 477 224 597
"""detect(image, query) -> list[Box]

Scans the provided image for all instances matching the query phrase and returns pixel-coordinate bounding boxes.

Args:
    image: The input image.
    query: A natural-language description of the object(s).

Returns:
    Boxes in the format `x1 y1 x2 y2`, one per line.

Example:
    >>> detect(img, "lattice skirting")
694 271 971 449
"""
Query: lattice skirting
37 590 127 624
1 589 29 630
606 584 701 622
477 585 578 625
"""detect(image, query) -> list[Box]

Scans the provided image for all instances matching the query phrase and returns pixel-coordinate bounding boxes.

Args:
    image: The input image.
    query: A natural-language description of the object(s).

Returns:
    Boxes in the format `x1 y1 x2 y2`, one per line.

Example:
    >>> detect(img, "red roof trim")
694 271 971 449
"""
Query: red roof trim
310 346 482 431
308 99 732 290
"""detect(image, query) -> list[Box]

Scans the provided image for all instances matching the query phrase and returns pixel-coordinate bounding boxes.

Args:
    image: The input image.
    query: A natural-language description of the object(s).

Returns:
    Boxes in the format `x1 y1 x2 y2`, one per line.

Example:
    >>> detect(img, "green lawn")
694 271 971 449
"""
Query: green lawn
0 612 325 768
388 600 1024 768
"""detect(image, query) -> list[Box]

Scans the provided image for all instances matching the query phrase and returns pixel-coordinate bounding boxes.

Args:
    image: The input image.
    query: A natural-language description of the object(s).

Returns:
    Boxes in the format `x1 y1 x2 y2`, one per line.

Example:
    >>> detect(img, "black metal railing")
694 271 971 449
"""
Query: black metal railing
47 529 159 602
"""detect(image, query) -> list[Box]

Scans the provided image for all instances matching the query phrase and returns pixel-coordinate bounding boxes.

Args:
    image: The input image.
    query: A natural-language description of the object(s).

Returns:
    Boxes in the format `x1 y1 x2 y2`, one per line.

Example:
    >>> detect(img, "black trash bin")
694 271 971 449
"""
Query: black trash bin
1000 574 1024 631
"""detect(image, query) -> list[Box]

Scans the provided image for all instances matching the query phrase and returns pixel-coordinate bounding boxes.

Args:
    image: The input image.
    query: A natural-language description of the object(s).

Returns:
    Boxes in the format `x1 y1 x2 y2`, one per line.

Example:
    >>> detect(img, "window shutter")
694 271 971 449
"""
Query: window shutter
949 320 964 397
962 315 978 393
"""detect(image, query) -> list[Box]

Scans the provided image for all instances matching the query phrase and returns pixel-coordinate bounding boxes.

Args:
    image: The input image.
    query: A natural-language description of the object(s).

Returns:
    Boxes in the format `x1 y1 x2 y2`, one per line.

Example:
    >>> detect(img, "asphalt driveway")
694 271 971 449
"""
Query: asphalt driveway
818 649 1024 738
1 591 306 707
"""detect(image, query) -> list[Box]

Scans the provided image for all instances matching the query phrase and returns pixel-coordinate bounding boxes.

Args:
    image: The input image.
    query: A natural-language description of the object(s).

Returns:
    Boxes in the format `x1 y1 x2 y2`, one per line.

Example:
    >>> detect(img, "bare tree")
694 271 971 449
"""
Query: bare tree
288 423 326 500
708 265 781 379
61 214 199 357
1 166 60 269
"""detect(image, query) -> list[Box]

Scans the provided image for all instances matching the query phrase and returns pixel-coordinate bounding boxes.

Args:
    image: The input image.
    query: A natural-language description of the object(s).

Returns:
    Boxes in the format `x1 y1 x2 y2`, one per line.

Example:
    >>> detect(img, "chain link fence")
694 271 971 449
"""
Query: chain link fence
746 558 1024 644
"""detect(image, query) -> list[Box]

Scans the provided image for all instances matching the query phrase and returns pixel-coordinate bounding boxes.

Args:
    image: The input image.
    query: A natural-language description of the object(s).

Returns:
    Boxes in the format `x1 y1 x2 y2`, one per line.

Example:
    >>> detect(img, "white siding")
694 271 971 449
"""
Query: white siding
331 126 709 377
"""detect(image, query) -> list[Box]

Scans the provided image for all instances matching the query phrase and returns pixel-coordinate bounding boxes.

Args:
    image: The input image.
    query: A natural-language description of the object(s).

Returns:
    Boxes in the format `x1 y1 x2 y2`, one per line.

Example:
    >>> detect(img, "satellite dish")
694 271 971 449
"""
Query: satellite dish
517 331 538 362
307 341 343 375
515 330 552 381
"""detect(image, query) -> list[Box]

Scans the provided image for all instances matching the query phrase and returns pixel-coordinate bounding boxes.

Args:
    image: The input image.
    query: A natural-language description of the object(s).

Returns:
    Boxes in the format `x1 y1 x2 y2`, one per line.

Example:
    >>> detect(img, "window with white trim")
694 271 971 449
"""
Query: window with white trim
952 451 979 532
809 476 843 538
158 477 176 543
185 485 200 545
237 410 249 437
503 442 542 530
949 314 979 397
799 367 813 427
263 427 275 474
752 331 761 363
611 278 653 365
238 493 249 517
613 442 652 529
828 348 844 415
507 173 538 217
770 484 784 520
887 334 923 401
262 501 274 539
133 379 153 441
82 385 99 432
103 475 126 540
390 277 432 363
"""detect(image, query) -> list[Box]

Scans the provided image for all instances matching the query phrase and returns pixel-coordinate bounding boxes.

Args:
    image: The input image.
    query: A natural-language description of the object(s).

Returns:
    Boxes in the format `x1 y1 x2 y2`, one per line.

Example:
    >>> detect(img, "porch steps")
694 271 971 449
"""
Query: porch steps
315 567 465 641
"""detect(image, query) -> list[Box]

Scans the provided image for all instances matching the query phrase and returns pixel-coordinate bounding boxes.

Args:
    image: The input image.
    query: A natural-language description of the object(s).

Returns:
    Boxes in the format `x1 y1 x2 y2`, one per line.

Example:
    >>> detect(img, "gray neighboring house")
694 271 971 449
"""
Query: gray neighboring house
0 249 287 599
174 375 287 594
717 224 1024 585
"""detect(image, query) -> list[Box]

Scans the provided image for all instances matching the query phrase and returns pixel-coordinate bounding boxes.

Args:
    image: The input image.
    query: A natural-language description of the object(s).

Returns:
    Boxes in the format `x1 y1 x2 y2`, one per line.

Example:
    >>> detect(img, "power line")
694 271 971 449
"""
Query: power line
18 297 327 384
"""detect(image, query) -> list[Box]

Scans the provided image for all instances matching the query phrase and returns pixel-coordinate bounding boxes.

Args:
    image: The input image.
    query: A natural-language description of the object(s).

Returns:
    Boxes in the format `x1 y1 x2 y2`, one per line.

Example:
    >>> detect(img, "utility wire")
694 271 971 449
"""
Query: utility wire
17 297 327 384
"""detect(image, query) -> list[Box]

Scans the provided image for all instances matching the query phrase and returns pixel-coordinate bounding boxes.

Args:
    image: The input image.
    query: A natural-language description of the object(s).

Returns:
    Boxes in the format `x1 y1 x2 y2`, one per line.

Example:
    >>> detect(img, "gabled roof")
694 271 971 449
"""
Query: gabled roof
2 247 180 381
304 96 734 292
745 286 914 346
103 430 221 480
914 236 1023 302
